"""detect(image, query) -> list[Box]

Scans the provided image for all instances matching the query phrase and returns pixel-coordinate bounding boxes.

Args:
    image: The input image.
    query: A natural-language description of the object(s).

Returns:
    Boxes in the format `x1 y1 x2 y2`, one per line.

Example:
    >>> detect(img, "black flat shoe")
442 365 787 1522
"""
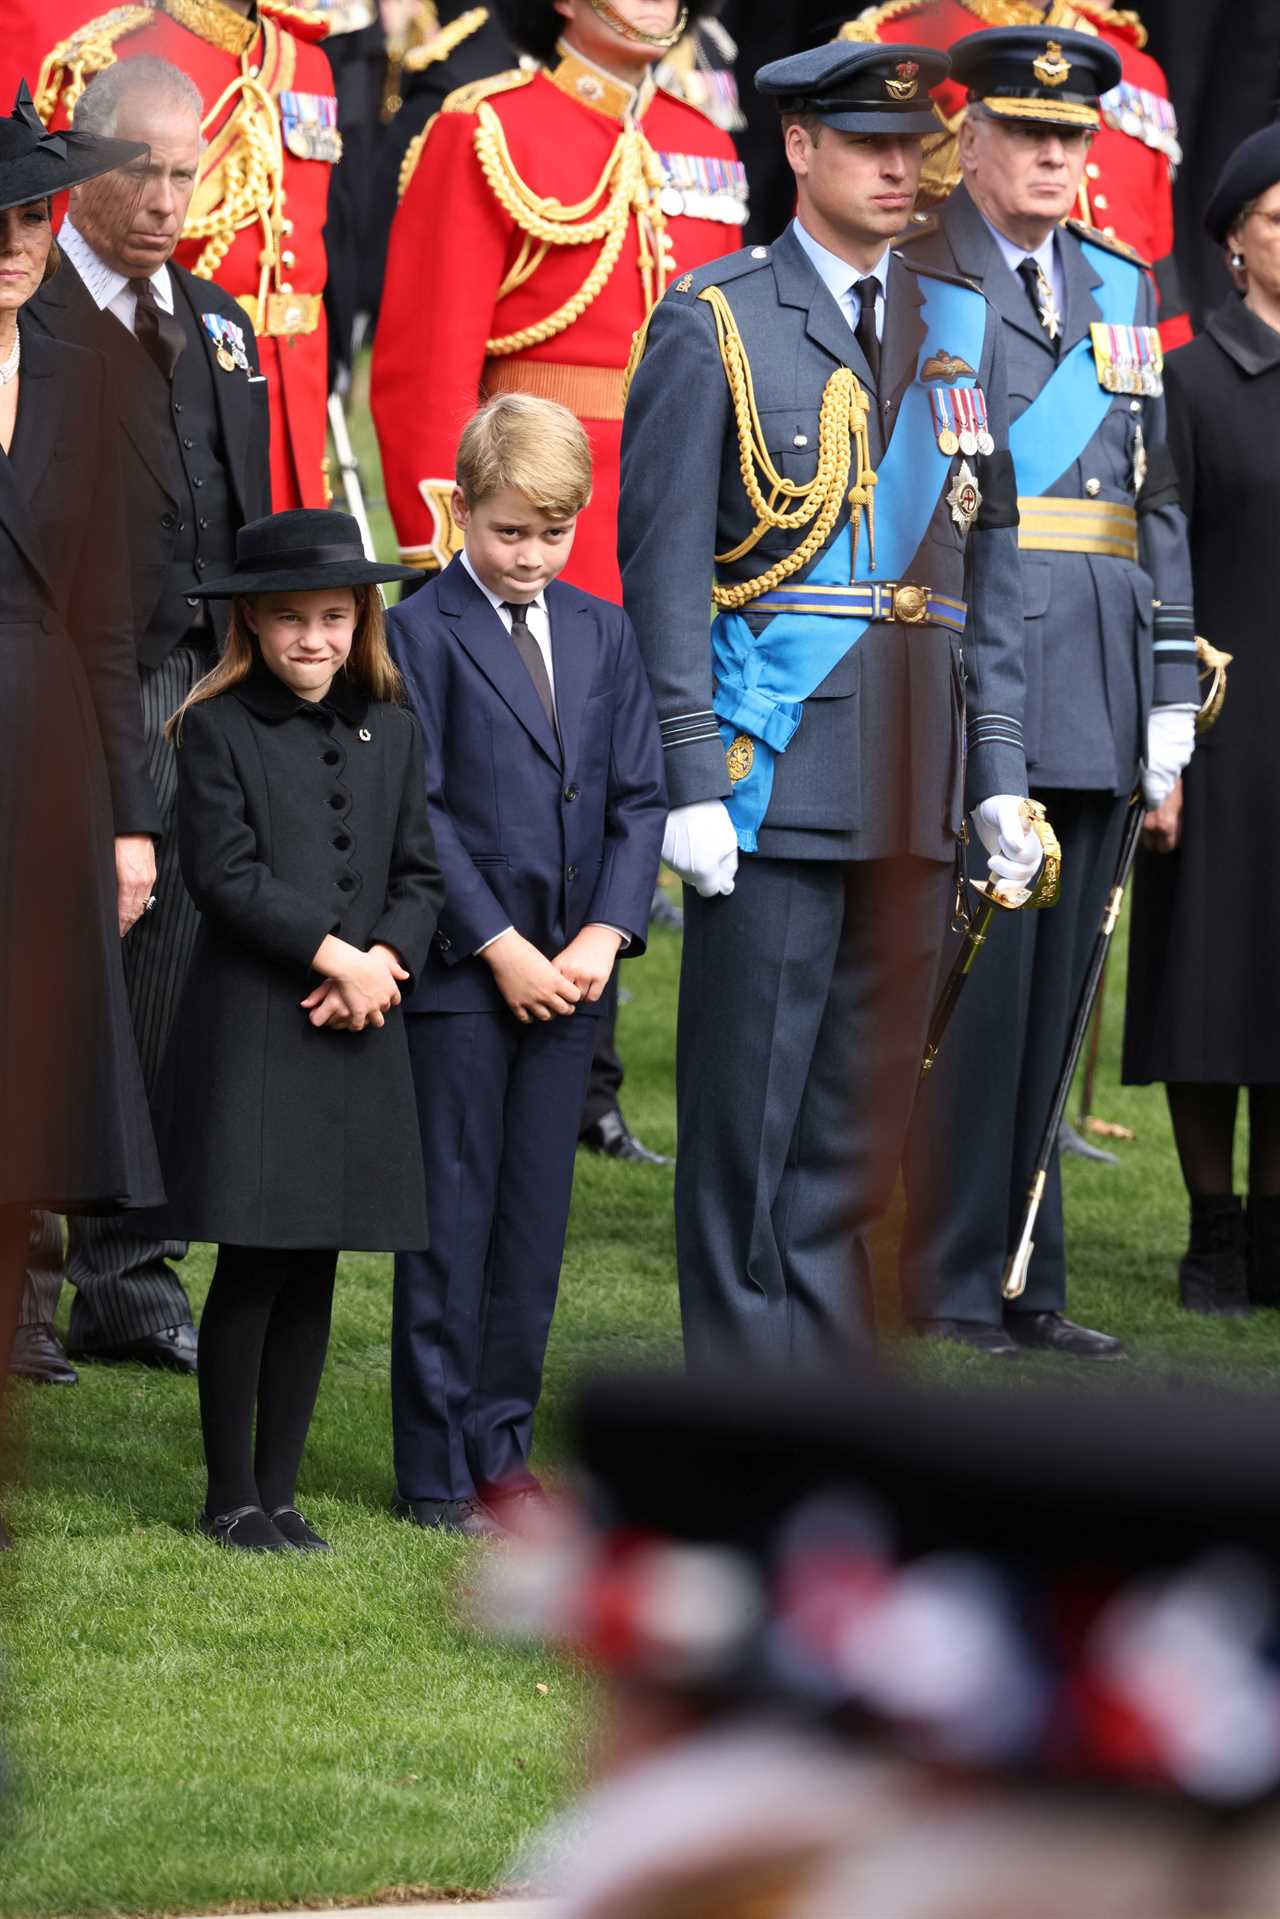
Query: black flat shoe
917 1317 1018 1357
391 1494 503 1538
198 1504 290 1551
269 1506 332 1552
71 1323 197 1374
579 1109 672 1165
8 1322 77 1385
1005 1311 1127 1360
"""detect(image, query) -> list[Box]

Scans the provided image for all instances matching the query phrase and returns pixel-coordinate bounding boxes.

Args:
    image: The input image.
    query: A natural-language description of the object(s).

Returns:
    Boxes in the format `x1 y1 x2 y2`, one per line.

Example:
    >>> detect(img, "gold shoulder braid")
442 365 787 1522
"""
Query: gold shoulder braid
161 0 259 55
36 6 153 121
472 98 672 357
695 284 876 610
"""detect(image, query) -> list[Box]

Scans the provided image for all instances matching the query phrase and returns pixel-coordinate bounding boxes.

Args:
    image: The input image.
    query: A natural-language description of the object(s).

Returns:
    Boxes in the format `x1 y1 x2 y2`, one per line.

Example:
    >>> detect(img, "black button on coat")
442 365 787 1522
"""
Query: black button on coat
152 665 444 1251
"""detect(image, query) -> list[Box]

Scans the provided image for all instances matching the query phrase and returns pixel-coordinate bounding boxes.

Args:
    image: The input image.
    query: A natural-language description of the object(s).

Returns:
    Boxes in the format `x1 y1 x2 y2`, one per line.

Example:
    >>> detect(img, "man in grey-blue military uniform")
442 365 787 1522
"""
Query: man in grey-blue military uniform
898 27 1200 1359
619 40 1043 1369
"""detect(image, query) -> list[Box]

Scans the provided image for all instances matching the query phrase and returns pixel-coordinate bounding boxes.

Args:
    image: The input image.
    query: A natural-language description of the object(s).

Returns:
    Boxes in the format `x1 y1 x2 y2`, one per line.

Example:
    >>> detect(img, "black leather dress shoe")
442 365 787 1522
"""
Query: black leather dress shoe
71 1323 198 1374
579 1108 672 1165
199 1504 290 1551
1005 1311 1127 1360
269 1506 332 1552
9 1322 78 1385
918 1318 1018 1356
391 1494 503 1538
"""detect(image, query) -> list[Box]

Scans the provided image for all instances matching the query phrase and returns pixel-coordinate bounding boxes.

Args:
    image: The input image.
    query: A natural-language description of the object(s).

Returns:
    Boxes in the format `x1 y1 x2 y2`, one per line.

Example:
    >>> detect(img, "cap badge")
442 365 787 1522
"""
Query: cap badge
886 59 921 102
1033 40 1071 88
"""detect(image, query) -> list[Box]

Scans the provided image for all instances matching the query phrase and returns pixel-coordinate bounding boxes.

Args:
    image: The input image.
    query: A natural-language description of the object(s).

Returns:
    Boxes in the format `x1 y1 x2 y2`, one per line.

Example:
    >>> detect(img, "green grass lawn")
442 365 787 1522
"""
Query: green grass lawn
1 375 1275 1916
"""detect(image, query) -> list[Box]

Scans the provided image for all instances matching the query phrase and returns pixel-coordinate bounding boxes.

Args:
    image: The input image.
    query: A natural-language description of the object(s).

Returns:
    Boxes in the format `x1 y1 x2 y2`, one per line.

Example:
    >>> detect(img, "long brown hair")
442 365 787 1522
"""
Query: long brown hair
166 585 403 741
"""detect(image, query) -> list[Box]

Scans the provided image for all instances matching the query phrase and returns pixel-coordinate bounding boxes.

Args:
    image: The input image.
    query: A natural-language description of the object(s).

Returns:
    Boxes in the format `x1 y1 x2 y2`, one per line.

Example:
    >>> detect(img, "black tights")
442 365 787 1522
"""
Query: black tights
198 1244 338 1516
1166 1084 1280 1199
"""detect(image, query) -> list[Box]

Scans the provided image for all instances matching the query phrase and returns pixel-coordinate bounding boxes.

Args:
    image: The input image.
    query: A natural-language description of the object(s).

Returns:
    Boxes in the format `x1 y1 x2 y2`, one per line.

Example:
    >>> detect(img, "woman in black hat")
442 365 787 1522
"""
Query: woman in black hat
0 83 163 1452
1123 121 1280 1318
153 510 443 1552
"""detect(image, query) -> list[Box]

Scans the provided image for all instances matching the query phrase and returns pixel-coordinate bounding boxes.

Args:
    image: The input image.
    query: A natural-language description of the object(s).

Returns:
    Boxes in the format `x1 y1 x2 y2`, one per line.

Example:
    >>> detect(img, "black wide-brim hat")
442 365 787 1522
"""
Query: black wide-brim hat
0 80 148 215
755 41 947 138
949 25 1122 132
188 509 425 598
1205 119 1280 242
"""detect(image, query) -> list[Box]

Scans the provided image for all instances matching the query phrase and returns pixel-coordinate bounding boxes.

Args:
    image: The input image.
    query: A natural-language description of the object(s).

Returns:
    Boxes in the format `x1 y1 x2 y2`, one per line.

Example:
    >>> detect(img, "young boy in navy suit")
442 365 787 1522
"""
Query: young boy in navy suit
387 395 666 1535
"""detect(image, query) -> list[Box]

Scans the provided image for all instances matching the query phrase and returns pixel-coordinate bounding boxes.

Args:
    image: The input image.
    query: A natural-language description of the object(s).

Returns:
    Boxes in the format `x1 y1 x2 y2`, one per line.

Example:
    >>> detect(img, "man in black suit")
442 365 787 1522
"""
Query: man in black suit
11 54 271 1383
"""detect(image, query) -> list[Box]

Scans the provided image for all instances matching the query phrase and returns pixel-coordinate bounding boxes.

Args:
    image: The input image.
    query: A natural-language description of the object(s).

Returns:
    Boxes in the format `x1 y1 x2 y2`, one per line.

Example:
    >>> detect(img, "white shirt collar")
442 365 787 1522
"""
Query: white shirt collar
791 218 890 312
460 547 549 621
59 216 175 316
978 210 1057 288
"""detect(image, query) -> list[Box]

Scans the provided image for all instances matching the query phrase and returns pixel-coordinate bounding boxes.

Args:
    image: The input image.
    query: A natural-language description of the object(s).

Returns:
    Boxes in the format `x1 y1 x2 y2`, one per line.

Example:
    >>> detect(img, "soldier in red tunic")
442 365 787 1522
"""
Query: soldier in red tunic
839 0 1190 346
371 0 747 599
11 0 339 508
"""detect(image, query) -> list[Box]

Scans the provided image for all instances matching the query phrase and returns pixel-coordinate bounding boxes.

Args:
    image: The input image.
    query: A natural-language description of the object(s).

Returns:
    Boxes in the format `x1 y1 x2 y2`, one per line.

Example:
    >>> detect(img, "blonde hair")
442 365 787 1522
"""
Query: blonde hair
456 393 593 518
166 585 402 740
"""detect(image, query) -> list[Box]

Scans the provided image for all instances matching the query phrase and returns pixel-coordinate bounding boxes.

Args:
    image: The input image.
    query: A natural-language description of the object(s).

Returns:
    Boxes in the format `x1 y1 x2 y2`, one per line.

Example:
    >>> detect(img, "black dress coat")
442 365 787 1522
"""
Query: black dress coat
0 317 163 1210
1124 298 1280 1084
29 257 272 667
152 665 444 1250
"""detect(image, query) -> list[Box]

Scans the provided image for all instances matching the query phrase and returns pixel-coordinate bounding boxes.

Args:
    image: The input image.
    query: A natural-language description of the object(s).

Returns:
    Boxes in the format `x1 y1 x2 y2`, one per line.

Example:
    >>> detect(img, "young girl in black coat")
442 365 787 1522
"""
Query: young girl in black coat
160 511 443 1553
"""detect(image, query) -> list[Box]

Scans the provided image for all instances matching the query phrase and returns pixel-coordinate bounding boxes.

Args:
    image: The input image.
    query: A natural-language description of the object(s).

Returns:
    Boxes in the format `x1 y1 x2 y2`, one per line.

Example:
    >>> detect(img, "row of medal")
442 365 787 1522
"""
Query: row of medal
201 311 251 373
1100 80 1182 168
655 150 749 226
929 384 994 457
278 89 343 165
1089 321 1164 397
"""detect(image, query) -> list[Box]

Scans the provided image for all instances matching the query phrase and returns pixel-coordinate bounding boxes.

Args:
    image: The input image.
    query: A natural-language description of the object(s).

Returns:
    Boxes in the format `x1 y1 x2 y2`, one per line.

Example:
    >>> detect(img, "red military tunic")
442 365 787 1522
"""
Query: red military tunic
371 46 745 599
20 0 337 508
840 0 1190 347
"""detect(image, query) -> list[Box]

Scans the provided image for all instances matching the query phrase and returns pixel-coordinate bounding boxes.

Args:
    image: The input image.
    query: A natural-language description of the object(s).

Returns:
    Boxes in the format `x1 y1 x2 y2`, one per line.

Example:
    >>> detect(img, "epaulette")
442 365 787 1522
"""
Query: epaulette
1069 0 1148 51
261 0 332 42
441 67 534 114
832 3 915 45
35 6 152 121
894 212 940 246
894 253 983 296
404 4 489 73
397 115 437 202
1063 217 1148 268
668 246 774 299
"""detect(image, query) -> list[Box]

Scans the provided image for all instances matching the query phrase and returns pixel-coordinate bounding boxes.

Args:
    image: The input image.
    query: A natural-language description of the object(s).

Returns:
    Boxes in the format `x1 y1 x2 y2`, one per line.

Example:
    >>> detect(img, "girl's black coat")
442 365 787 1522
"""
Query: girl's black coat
153 666 443 1249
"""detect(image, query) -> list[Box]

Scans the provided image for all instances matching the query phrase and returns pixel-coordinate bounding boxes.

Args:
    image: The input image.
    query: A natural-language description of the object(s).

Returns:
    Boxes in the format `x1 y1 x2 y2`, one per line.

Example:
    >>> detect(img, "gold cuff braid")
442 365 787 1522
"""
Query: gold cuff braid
696 285 877 611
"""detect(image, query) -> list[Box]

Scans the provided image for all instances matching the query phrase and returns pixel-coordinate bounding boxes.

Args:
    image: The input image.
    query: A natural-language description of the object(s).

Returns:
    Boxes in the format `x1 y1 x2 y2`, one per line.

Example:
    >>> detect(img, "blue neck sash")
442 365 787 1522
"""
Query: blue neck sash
712 271 988 851
1008 242 1142 499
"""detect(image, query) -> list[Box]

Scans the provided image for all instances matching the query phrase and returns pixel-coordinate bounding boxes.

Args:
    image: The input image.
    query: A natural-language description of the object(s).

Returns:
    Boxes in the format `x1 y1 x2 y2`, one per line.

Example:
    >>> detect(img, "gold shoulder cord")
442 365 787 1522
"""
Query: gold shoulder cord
36 7 153 120
471 97 671 357
696 285 876 610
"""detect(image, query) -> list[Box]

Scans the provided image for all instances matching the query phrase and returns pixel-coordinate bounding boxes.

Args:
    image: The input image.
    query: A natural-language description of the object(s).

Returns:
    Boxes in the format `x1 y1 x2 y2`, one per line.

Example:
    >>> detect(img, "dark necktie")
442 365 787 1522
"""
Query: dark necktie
854 276 881 388
130 275 185 381
1017 255 1061 350
503 599 559 743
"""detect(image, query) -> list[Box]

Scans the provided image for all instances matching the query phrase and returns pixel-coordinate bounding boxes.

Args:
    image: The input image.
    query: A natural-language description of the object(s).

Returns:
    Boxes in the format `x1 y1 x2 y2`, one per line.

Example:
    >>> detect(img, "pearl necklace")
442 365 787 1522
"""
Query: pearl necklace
0 333 20 386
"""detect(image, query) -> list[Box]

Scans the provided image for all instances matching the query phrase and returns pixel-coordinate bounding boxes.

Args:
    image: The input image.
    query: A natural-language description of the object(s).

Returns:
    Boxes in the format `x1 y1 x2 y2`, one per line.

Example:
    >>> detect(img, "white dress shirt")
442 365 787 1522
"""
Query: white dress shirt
978 211 1066 323
58 217 175 333
458 549 628 955
791 217 889 342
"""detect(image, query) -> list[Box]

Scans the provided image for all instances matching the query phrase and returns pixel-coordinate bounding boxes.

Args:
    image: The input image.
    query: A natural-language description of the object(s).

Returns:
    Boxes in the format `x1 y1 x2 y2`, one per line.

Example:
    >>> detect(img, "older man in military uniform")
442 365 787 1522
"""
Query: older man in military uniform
897 27 1199 1358
620 40 1042 1368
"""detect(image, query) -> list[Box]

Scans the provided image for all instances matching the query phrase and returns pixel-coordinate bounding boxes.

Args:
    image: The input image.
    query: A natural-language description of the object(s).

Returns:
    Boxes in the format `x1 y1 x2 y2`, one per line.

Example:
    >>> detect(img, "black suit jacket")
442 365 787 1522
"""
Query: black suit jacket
30 256 271 667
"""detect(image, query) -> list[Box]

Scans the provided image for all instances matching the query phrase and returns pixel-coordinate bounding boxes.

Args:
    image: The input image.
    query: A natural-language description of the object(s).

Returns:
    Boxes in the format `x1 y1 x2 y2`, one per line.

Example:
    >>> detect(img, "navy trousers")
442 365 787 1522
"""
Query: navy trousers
901 787 1129 1323
392 1007 596 1502
675 854 954 1370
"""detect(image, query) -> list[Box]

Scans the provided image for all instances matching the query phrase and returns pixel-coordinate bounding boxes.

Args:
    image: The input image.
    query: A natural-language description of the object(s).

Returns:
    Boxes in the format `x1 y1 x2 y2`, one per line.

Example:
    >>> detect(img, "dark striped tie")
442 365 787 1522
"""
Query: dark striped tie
130 276 185 381
503 600 559 742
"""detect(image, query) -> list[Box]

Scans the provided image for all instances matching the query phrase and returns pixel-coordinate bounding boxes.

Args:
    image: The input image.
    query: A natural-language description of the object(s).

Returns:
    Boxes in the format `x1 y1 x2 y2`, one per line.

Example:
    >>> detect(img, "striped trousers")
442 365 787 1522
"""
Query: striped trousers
21 645 208 1346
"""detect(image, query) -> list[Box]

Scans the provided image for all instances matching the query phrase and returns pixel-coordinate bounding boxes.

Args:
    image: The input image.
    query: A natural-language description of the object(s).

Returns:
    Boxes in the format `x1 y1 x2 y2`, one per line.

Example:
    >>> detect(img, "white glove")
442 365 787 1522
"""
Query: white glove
1141 704 1196 812
662 800 740 898
971 795 1043 900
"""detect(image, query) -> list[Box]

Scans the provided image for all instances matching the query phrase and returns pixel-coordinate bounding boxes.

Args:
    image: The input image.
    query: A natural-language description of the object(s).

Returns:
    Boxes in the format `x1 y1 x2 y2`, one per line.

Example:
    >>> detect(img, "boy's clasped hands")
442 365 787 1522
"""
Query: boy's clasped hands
302 934 409 1032
483 923 623 1025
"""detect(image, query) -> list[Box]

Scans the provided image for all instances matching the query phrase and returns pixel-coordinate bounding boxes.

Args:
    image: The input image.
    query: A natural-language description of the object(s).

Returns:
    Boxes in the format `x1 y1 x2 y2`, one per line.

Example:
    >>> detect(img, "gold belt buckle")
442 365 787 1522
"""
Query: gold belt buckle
264 291 321 337
893 582 928 624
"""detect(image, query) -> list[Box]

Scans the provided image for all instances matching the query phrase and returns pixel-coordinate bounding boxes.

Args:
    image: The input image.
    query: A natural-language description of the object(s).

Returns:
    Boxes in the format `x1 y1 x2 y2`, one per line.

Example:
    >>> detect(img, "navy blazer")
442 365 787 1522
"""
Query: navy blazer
387 557 667 1016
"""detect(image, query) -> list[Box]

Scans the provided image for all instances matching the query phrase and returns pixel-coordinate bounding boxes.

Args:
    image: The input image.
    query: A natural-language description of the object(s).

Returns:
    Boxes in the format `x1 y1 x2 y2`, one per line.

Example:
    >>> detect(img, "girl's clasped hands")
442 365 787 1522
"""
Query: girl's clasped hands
301 935 410 1032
